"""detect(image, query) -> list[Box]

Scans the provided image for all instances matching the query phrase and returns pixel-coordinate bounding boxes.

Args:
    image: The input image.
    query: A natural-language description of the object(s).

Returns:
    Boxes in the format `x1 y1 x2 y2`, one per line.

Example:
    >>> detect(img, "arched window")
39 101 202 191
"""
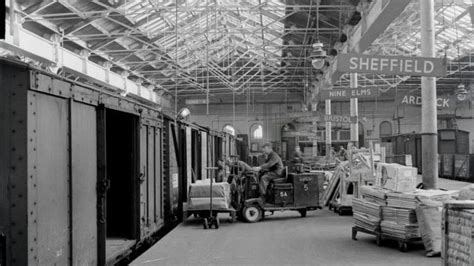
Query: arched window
223 124 236 136
380 121 392 137
251 124 263 140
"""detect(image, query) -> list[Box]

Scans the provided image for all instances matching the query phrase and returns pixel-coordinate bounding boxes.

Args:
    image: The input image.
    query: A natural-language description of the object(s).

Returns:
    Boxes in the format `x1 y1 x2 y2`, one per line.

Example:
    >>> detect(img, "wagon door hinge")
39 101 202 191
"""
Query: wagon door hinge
97 179 110 223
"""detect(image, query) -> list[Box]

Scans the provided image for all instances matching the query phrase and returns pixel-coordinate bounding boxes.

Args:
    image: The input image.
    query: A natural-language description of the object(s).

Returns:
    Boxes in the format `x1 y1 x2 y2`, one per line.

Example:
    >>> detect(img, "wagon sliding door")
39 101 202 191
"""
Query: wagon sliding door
26 91 98 265
139 118 163 239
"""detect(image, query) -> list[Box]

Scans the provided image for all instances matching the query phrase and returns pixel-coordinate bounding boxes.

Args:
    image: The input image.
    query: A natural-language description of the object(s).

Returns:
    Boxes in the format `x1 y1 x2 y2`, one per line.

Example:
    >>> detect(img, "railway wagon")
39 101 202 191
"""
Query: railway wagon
0 58 229 265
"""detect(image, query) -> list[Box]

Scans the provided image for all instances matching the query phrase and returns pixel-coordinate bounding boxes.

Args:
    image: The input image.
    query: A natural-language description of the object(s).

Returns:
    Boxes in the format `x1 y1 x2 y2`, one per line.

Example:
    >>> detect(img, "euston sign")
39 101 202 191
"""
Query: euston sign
337 53 447 77
322 114 357 124
320 87 379 100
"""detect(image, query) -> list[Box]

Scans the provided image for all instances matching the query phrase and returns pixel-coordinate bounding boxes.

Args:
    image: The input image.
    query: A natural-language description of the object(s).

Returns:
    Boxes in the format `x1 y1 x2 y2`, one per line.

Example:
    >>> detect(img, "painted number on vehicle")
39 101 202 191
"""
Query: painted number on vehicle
304 184 309 191
280 191 288 197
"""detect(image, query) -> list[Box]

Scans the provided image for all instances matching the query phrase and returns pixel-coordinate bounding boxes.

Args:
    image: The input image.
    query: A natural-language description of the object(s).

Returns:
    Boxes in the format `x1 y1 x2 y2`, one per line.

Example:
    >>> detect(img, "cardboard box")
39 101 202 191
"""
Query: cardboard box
375 163 417 193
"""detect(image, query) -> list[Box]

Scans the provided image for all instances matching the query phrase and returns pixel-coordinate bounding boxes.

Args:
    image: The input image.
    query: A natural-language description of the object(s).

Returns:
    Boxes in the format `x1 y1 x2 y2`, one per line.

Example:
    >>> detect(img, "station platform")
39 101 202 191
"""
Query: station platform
131 178 471 266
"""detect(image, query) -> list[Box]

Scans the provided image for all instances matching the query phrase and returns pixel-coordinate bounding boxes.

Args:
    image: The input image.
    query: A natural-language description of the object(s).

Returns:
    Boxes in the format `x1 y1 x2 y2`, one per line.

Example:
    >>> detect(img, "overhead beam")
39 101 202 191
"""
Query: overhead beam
319 0 412 88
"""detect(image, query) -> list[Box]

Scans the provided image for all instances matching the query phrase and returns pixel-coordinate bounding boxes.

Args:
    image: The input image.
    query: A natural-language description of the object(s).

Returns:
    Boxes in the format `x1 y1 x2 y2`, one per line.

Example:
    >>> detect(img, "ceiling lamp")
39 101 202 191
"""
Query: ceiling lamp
456 83 468 101
310 42 327 70
177 107 191 120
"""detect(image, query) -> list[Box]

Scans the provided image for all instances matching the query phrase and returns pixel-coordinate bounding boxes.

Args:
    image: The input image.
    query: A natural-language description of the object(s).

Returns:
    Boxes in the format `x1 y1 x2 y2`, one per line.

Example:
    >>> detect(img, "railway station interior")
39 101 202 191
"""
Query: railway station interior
2 0 474 265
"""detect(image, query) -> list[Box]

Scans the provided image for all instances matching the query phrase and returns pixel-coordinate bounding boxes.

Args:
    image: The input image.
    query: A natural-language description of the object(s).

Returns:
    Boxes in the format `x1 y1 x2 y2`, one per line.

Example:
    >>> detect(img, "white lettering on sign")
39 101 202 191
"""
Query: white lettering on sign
400 95 450 108
320 88 379 100
340 53 446 77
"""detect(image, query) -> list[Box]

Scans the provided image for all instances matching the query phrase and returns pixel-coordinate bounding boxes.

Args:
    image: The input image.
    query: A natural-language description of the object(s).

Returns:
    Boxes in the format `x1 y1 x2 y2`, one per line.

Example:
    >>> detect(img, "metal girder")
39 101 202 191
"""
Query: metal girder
319 0 412 89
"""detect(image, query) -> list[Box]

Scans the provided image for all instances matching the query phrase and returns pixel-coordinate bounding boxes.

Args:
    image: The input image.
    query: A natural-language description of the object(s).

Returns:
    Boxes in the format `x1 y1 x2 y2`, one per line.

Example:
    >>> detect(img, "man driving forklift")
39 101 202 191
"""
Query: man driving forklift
252 143 284 200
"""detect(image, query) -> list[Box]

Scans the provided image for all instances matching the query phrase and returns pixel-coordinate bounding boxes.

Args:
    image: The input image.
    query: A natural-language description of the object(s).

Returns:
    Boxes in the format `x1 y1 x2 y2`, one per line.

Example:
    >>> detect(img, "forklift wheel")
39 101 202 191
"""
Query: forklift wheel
203 218 209 229
298 209 307 217
243 205 262 223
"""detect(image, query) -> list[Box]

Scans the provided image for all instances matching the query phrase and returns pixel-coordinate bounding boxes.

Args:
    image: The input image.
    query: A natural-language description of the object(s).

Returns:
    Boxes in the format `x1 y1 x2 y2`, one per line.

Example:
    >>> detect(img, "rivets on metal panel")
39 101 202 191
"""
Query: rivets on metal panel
33 202 37 206
11 185 15 189
11 92 16 96
33 238 37 242
33 112 36 115
12 111 16 115
59 91 62 95
18 156 22 161
18 231 22 235
11 129 15 133
33 130 36 133
18 120 23 124
33 148 36 151
18 194 22 198
48 87 52 92
30 102 33 105
11 203 15 207
11 166 15 170
33 184 36 188
11 147 16 151
33 220 36 224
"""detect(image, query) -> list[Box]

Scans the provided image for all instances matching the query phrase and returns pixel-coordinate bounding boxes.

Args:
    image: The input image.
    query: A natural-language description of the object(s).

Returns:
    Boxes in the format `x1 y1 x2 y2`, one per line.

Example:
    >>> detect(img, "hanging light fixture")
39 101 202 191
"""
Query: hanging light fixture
311 42 326 69
310 0 326 70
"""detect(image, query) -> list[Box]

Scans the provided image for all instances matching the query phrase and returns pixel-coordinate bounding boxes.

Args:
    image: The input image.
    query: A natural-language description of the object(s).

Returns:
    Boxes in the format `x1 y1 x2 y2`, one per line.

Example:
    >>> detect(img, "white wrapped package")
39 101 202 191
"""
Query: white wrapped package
187 181 231 210
375 163 417 193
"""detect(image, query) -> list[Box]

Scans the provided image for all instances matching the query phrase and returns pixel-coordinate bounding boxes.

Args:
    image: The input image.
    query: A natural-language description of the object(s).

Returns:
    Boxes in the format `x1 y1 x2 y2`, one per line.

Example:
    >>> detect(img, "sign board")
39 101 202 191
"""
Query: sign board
185 98 208 105
395 91 470 110
337 53 447 77
320 88 379 100
322 114 357 124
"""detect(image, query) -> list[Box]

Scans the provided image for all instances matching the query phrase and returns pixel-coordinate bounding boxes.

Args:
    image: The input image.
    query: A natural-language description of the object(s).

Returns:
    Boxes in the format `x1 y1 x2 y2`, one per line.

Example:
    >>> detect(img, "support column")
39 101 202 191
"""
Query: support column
312 103 318 157
420 0 438 189
350 73 359 147
325 99 331 159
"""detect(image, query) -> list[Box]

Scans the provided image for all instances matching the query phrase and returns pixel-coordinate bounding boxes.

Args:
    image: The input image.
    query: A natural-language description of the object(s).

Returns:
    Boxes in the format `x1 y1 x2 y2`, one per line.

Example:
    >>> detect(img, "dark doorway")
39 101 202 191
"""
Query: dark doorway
105 109 138 240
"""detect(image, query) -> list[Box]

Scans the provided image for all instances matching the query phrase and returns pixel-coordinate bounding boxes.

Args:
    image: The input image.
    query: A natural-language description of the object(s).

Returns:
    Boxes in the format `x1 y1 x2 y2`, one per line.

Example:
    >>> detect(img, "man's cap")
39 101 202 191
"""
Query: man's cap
262 143 272 148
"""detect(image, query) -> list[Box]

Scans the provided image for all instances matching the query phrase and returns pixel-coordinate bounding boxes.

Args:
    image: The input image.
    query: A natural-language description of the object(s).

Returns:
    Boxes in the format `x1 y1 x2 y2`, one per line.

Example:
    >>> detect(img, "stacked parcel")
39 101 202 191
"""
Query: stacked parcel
382 190 458 240
352 186 389 232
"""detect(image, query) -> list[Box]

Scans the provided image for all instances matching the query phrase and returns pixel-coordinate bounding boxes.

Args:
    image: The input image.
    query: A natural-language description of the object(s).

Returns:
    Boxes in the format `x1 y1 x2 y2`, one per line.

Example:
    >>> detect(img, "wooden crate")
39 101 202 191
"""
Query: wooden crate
442 201 474 266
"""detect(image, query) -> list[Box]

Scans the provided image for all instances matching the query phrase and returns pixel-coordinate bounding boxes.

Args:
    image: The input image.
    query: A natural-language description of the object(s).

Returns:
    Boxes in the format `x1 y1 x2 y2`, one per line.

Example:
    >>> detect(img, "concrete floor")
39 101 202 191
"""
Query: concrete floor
131 178 471 266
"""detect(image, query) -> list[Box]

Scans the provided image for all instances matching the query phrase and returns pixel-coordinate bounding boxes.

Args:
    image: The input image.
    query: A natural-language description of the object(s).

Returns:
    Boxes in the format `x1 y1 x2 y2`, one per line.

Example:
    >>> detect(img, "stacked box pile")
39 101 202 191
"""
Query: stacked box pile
187 181 232 210
382 190 458 240
381 206 419 239
375 163 418 193
353 198 382 232
352 186 389 232
442 201 474 265
360 185 390 206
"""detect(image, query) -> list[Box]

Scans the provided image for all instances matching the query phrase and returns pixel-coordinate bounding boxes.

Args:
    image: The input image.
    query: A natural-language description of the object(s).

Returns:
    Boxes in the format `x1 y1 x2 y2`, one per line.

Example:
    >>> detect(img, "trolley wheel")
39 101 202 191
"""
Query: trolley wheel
298 209 307 217
242 205 262 223
214 217 220 229
376 234 382 246
203 218 209 229
193 213 199 218
352 227 357 240
230 212 237 223
398 241 408 252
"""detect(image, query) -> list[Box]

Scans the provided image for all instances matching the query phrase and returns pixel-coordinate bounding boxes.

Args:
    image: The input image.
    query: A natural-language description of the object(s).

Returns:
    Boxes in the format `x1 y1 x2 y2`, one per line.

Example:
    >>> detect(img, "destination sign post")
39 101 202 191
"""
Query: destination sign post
322 114 357 124
337 53 447 77
320 87 379 100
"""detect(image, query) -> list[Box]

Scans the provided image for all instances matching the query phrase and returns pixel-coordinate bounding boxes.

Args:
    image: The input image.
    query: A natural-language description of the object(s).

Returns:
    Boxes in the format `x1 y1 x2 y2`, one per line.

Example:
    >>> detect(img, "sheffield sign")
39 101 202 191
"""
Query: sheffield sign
320 87 379 100
322 114 357 124
337 53 447 77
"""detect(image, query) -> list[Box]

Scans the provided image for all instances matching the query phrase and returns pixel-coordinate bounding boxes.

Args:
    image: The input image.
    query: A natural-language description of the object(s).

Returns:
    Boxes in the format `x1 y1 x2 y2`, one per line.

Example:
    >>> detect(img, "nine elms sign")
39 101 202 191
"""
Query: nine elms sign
337 53 447 77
